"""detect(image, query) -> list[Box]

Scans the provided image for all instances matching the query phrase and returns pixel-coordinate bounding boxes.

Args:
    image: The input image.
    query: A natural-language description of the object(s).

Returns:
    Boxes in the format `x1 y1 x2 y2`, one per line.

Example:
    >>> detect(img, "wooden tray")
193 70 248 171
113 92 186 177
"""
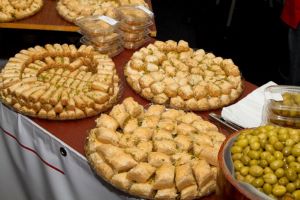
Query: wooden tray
0 0 157 36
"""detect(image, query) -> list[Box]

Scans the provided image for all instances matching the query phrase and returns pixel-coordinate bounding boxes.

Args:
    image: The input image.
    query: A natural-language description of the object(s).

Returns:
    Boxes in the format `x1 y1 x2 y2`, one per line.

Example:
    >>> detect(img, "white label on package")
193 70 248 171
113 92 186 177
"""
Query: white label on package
136 5 154 17
265 92 283 101
99 16 118 26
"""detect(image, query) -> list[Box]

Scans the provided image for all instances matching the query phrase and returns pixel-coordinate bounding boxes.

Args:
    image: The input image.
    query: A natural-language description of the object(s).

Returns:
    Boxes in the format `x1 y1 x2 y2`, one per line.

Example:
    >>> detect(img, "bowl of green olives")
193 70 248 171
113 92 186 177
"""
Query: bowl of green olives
263 85 300 129
217 125 300 200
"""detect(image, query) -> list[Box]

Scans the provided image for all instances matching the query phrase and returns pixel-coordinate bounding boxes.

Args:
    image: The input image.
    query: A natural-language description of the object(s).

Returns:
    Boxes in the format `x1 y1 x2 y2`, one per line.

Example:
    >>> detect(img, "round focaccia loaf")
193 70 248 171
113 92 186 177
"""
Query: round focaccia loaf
85 97 225 199
0 0 43 22
124 40 243 111
0 44 120 120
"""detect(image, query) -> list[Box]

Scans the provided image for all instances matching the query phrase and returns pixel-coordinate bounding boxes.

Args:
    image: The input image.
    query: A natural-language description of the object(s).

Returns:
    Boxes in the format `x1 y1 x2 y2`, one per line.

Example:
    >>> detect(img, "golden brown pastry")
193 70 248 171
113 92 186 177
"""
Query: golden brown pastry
0 44 120 120
125 40 243 111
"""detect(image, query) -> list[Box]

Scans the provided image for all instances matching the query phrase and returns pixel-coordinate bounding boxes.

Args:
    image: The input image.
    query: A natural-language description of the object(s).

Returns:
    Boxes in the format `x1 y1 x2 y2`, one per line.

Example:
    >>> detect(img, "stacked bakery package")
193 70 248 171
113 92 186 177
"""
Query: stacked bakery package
0 44 120 120
0 0 43 22
56 0 148 23
77 15 124 57
118 5 153 49
85 97 226 200
125 40 243 111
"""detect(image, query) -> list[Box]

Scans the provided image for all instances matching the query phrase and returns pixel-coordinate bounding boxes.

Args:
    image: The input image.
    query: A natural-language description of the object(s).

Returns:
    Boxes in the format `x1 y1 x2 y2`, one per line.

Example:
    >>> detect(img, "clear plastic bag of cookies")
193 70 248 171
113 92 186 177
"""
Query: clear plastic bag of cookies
119 20 153 32
124 36 151 50
83 34 122 46
96 45 124 58
75 15 119 36
122 29 150 42
117 5 154 26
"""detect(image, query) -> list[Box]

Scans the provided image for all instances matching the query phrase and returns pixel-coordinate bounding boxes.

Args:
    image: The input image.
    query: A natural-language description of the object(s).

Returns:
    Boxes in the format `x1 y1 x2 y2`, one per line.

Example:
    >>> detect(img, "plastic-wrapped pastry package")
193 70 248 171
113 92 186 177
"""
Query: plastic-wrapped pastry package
125 40 244 111
85 97 225 199
76 15 124 57
56 0 148 23
0 0 43 22
117 5 154 49
0 44 121 120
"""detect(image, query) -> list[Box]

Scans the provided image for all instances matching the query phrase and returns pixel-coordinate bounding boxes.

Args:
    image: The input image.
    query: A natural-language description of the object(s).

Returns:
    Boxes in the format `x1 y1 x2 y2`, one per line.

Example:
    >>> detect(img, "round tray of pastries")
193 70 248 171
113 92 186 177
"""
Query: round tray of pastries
124 40 243 111
85 97 225 199
56 0 148 23
0 44 120 120
0 0 43 22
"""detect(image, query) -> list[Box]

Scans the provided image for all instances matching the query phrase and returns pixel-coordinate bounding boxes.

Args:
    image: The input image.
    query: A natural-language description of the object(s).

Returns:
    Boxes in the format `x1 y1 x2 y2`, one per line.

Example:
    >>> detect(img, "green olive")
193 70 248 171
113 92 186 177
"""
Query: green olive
270 160 284 171
289 162 300 173
236 139 249 148
250 142 261 151
261 152 271 160
286 139 295 146
286 168 297 181
274 141 284 151
275 168 285 178
269 136 279 145
243 146 251 155
287 183 296 193
297 156 300 163
236 173 245 181
292 147 300 157
266 144 275 153
278 177 289 186
279 128 289 135
293 190 300 200
233 160 244 172
249 165 264 177
249 160 259 166
287 155 296 163
241 155 251 165
240 166 249 176
283 146 292 156
266 155 276 164
245 174 255 184
259 160 269 168
264 167 274 174
278 132 289 142
252 178 264 188
263 173 278 184
232 153 243 161
263 183 272 194
248 150 260 160
272 184 287 197
231 146 243 154
274 151 284 160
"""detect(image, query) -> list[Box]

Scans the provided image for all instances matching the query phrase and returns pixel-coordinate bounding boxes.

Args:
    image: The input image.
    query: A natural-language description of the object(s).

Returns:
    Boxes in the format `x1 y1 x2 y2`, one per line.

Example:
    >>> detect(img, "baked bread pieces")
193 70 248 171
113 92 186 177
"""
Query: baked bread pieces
56 0 148 23
124 40 243 111
85 97 225 199
0 0 43 22
0 44 120 120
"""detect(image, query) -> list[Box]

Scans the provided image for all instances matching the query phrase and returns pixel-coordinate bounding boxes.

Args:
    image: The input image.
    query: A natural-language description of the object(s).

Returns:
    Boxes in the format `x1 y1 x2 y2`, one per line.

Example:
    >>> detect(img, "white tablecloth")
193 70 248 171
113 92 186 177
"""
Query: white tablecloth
0 103 137 200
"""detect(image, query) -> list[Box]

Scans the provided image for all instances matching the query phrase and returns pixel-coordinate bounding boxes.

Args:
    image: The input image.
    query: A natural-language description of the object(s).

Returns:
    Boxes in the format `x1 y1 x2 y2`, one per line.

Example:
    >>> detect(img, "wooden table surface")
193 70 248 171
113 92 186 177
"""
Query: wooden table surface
30 41 257 200
0 0 157 36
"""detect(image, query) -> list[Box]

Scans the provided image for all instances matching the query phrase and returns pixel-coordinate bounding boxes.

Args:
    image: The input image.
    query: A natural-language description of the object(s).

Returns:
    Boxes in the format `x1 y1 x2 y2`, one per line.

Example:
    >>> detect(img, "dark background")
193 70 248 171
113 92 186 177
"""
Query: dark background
0 0 289 86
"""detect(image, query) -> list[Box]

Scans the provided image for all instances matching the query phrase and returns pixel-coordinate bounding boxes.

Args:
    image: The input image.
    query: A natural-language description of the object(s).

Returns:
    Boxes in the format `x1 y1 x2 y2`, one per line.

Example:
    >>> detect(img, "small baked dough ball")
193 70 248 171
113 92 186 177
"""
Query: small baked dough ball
130 59 145 71
123 97 143 117
174 135 192 151
165 40 178 51
186 98 199 110
89 152 114 180
150 71 165 82
170 96 185 109
129 183 155 199
148 152 172 167
154 164 175 189
220 94 231 106
193 85 208 100
177 40 189 52
178 112 201 124
197 98 210 110
141 88 154 99
127 162 156 183
153 93 169 104
178 85 193 100
157 118 175 131
150 81 165 94
145 104 165 116
164 83 179 97
175 163 196 191
154 140 177 155
141 115 160 128
139 74 154 88
145 55 159 64
123 118 138 134
161 109 184 120
180 185 198 200
132 127 153 142
192 159 214 188
146 63 159 72
192 120 218 132
109 104 130 128
177 123 197 135
111 172 132 190
153 129 173 141
95 127 119 145
155 188 178 200
95 114 119 130
208 97 221 109
207 83 221 97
